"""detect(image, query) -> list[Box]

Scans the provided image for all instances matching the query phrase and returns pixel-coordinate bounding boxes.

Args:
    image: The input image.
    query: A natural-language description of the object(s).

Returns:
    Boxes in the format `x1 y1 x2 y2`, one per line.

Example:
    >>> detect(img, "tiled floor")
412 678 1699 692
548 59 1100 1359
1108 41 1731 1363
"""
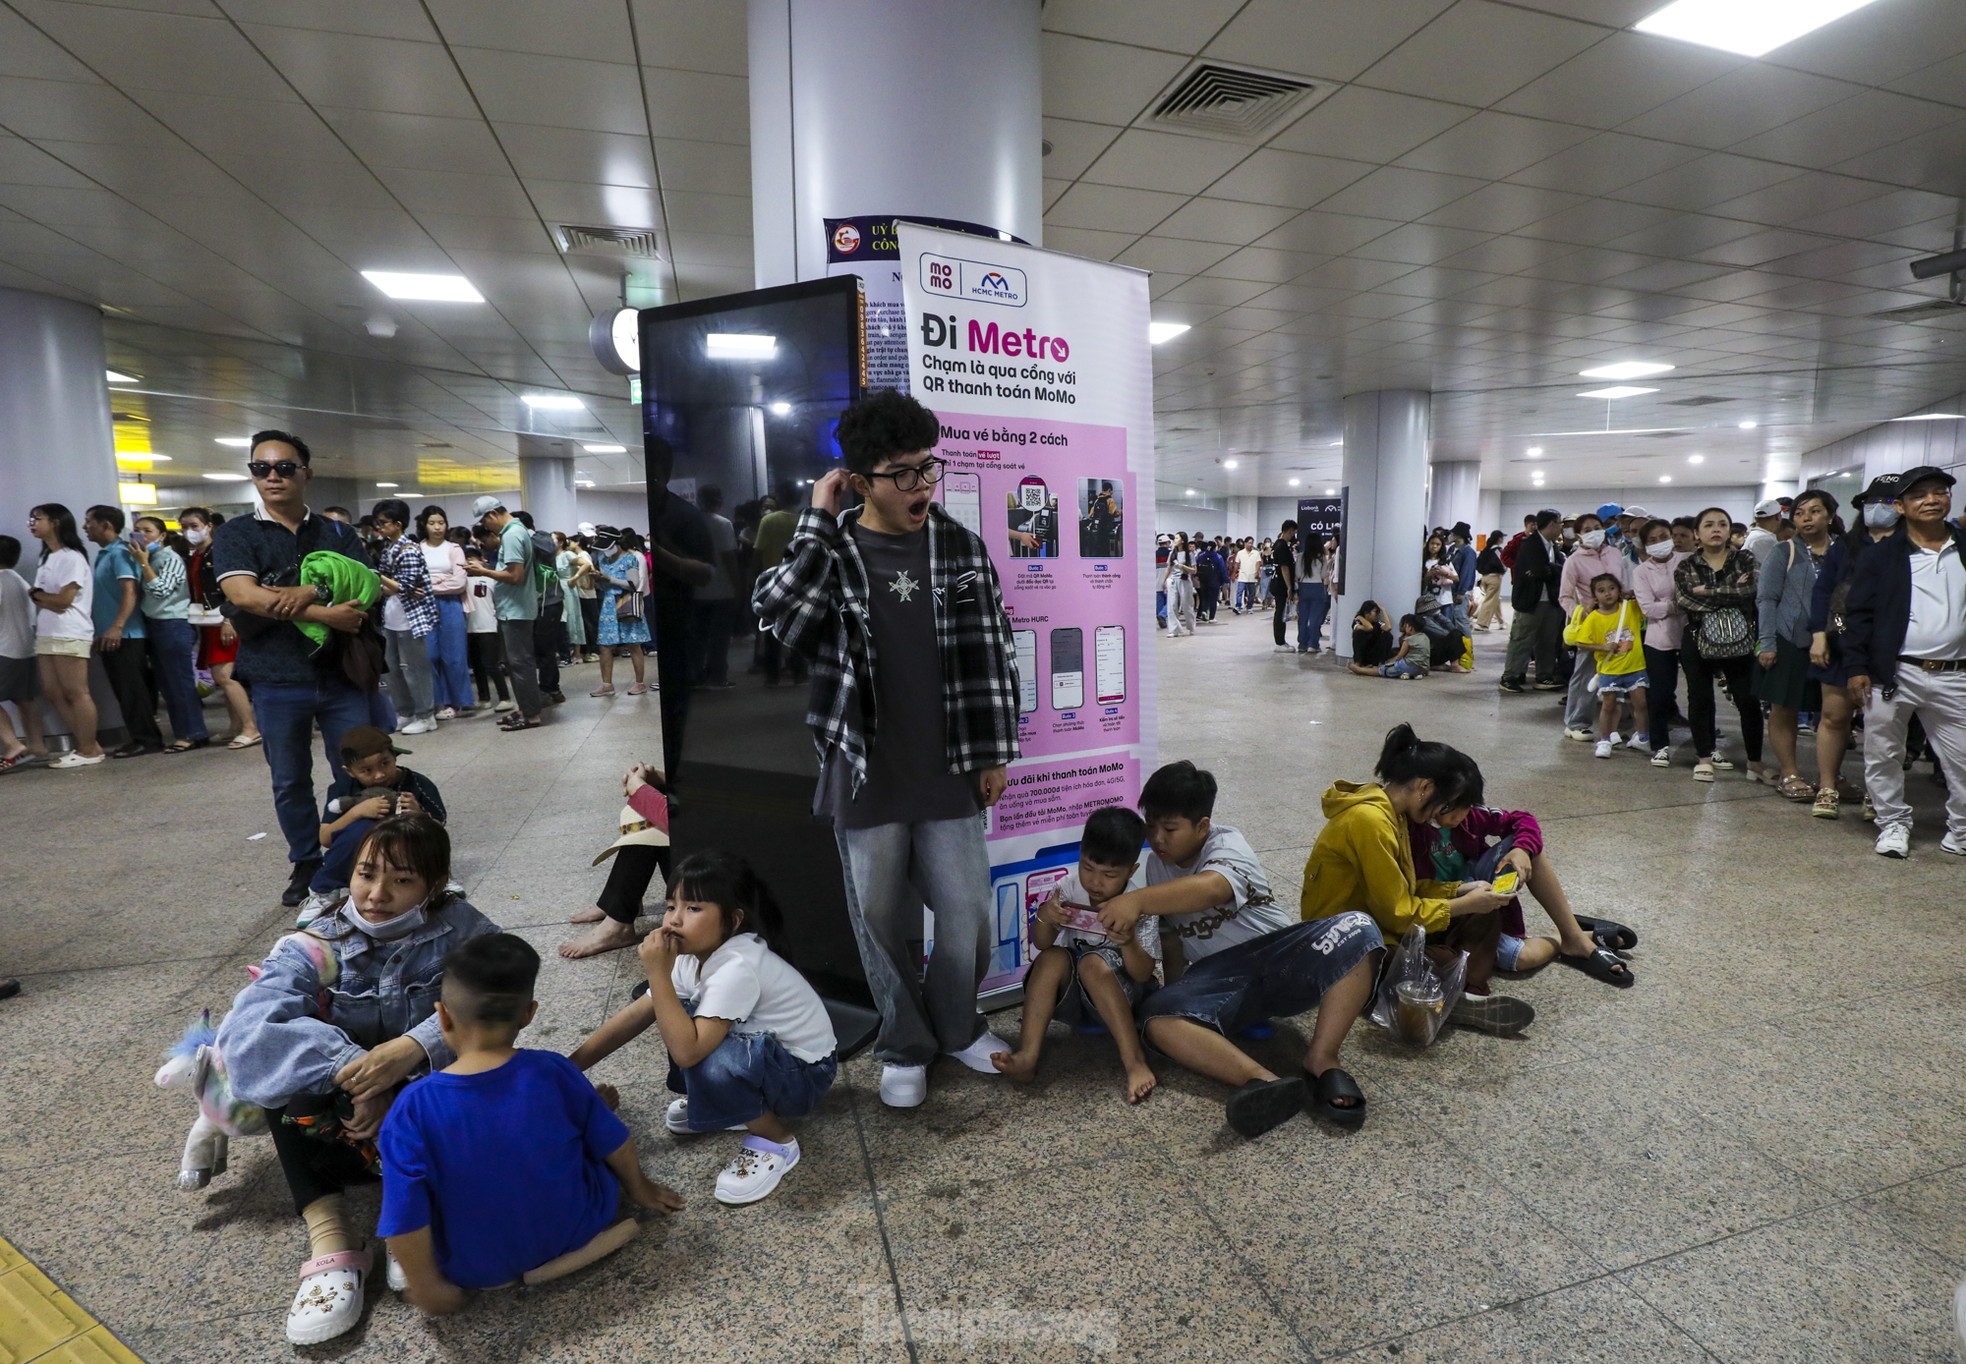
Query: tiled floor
4 614 1965 1362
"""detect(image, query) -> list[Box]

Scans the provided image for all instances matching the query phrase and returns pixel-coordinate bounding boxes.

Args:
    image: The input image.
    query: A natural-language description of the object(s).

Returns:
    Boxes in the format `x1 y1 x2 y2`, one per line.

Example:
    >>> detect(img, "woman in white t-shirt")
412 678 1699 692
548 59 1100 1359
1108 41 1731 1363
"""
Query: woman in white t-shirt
26 503 103 767
416 507 472 719
570 851 838 1207
0 533 50 771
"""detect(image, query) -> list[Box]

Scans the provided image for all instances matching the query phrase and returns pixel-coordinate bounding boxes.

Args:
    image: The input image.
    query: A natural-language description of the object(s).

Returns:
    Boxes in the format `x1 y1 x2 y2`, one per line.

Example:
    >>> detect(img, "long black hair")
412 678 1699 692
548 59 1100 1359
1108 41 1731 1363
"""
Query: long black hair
1375 723 1485 812
669 850 785 950
29 503 84 561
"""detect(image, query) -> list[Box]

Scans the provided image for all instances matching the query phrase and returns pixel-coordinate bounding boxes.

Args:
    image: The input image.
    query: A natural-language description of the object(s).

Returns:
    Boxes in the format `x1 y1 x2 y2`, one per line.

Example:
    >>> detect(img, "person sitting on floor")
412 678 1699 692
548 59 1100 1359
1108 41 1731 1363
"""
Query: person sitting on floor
562 762 671 959
1350 599 1395 667
377 933 682 1317
296 725 448 927
214 814 498 1347
1301 724 1533 1037
1091 761 1386 1139
1348 613 1429 679
990 805 1162 1104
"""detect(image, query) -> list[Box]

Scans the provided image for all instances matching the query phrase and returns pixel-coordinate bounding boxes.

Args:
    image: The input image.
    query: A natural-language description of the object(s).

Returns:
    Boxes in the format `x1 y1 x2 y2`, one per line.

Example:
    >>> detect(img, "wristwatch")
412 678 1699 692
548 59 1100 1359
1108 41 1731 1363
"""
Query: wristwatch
313 583 333 604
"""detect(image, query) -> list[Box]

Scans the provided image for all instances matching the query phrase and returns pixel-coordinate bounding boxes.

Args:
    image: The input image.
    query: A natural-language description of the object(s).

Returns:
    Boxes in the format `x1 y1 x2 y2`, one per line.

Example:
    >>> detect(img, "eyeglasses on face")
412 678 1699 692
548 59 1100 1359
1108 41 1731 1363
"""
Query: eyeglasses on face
866 457 945 492
247 459 302 478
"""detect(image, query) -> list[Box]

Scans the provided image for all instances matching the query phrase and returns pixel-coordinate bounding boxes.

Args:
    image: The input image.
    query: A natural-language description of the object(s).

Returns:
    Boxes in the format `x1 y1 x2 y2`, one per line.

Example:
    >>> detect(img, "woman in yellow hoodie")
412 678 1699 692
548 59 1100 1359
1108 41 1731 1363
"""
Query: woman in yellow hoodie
1301 724 1533 1036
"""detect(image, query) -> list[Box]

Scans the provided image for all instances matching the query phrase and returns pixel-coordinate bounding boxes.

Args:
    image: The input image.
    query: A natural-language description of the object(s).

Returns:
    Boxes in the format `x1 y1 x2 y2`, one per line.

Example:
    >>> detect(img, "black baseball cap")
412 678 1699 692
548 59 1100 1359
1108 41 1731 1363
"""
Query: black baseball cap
1856 472 1904 506
1895 465 1957 498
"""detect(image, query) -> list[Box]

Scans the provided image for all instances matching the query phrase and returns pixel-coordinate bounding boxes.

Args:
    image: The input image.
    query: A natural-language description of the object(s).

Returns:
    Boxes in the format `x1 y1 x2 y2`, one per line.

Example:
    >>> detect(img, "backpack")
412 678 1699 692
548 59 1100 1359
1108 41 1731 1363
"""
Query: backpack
528 529 562 608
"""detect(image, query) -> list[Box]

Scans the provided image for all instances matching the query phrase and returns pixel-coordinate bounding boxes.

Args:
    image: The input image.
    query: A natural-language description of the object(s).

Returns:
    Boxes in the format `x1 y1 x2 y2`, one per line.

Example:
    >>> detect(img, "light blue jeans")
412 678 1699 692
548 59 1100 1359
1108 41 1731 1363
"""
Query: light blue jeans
834 813 994 1065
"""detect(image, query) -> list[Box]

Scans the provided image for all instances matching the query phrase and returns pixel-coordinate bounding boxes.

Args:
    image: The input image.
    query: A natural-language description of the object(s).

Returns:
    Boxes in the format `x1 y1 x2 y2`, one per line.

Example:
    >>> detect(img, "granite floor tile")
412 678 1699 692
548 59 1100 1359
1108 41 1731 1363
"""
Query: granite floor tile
1857 1163 1966 1268
1324 1278 1714 1363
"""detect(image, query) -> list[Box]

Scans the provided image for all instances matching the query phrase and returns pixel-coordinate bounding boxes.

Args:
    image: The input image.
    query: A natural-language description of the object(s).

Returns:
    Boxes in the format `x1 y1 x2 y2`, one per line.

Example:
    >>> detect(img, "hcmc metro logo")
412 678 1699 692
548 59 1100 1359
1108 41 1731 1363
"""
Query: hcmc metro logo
975 271 1014 295
920 253 1027 307
832 223 861 254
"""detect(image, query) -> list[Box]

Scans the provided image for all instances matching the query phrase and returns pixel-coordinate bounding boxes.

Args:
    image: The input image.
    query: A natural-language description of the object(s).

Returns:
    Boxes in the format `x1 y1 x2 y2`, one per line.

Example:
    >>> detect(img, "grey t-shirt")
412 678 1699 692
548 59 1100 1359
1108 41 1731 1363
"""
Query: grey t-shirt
818 522 979 830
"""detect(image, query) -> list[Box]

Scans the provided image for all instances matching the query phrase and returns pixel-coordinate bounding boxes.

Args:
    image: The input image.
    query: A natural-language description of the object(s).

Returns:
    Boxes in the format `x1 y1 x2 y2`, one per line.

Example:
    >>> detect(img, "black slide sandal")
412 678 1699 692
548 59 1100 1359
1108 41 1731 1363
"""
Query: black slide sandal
1225 1076 1305 1139
1572 916 1638 951
1305 1067 1367 1130
1557 947 1635 988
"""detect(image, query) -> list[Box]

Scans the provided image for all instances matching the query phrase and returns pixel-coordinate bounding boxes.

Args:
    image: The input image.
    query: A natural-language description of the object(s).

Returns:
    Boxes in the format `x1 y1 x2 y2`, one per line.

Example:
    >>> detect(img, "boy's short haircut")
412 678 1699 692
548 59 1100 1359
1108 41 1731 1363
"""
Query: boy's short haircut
1080 806 1147 867
0 535 17 570
1589 572 1623 596
1140 760 1216 824
442 933 541 1027
835 388 940 477
1398 613 1421 632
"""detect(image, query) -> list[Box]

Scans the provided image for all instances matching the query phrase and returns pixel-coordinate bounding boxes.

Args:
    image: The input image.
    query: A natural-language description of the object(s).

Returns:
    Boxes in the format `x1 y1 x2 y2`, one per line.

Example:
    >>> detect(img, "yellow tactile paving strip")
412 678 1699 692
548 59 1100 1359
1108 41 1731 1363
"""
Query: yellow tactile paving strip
0 1238 141 1364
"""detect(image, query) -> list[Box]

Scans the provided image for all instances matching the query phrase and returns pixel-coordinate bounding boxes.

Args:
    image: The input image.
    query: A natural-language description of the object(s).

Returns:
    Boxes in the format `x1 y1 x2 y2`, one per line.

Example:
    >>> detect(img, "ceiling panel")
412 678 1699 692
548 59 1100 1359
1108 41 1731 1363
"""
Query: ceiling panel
245 28 478 118
426 0 632 62
318 108 512 177
13 0 295 100
453 48 645 136
1081 128 1253 196
638 67 747 145
1357 1 1606 107
1269 87 1473 164
1204 0 1459 84
1203 147 1374 210
1039 34 1185 126
1497 30 1743 128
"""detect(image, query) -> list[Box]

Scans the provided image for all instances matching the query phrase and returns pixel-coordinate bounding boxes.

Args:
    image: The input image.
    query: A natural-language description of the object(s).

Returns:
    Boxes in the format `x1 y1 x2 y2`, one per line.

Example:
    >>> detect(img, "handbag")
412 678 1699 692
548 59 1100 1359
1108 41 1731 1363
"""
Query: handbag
1694 605 1752 659
612 557 643 622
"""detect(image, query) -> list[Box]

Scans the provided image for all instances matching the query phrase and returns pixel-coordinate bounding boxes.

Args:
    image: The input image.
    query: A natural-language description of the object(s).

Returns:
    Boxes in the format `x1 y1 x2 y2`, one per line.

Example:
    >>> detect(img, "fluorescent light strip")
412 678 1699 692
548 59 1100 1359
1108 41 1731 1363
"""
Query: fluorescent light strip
106 370 138 384
1633 0 1886 58
582 443 628 454
1579 361 1675 381
360 270 483 303
202 472 249 482
1148 322 1190 345
214 437 252 447
705 333 777 360
1888 413 1965 422
522 393 585 411
1577 386 1659 400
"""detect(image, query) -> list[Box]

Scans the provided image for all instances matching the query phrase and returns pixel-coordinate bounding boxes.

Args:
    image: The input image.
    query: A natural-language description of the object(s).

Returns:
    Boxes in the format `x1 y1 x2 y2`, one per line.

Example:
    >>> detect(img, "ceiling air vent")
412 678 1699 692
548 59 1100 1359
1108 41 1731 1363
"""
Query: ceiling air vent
554 225 662 259
1150 63 1319 141
1666 395 1731 407
1871 298 1966 323
1638 429 1694 439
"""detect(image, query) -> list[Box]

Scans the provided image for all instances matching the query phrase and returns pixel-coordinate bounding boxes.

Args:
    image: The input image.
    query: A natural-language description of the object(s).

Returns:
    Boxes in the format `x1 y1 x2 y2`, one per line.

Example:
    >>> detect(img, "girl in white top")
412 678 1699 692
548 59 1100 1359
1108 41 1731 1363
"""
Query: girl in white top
572 851 838 1207
25 503 103 766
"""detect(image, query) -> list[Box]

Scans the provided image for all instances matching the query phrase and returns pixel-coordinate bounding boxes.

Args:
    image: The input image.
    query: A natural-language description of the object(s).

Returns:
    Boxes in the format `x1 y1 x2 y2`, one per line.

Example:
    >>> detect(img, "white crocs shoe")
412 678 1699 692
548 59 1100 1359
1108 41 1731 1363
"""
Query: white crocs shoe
714 1137 800 1206
664 1097 745 1135
879 1064 927 1108
944 1030 1014 1074
287 1249 369 1345
384 1245 406 1293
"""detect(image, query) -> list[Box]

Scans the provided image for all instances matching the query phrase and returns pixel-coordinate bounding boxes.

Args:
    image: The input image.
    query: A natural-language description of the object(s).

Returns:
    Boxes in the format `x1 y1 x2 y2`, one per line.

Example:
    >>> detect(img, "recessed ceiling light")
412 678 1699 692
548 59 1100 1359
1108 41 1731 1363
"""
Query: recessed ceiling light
582 443 628 454
1526 447 1543 458
360 270 483 303
1149 322 1190 345
1578 361 1675 381
1224 459 1239 469
1659 474 1673 483
214 437 252 447
768 401 792 416
115 453 170 464
1288 478 1301 487
1184 488 1195 496
575 479 596 488
1737 421 1758 430
1888 412 1965 421
105 369 138 384
1327 440 1343 447
201 472 249 482
705 333 777 360
118 481 157 506
521 393 585 410
1689 453 1705 464
1324 487 1336 495
1578 386 1659 400
1633 0 1886 59
376 482 398 488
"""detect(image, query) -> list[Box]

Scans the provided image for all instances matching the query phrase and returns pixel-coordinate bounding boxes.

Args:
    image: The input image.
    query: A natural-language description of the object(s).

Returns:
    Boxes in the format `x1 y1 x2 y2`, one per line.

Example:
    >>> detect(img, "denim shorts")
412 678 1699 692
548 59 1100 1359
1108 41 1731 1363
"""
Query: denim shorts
1595 669 1648 697
1381 656 1427 679
666 1030 839 1132
1048 942 1152 1026
1137 913 1384 1039
1496 934 1527 971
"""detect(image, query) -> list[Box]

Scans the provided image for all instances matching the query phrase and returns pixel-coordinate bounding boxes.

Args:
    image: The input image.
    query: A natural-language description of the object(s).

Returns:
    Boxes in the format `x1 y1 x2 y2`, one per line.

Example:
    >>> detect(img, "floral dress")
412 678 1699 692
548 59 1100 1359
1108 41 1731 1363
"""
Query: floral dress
594 550 651 646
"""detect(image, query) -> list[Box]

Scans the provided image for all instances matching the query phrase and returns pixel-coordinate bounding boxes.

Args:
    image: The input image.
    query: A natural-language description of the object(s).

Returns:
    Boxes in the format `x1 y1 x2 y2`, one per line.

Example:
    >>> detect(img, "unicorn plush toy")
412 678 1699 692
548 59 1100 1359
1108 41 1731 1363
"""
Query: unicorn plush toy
155 1009 267 1191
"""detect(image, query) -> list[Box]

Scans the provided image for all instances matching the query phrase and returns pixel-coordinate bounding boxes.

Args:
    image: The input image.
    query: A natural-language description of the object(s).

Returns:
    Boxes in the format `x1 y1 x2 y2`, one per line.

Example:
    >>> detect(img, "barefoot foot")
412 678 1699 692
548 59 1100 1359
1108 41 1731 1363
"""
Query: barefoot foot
989 1049 1038 1083
1124 1063 1157 1105
569 905 606 924
558 918 641 959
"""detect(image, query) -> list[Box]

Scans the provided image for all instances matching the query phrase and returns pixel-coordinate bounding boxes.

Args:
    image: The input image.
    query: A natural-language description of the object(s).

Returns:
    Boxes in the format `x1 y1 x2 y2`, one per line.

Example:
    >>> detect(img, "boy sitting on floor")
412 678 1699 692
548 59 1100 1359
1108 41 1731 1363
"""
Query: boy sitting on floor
991 806 1161 1104
297 726 447 926
378 933 682 1314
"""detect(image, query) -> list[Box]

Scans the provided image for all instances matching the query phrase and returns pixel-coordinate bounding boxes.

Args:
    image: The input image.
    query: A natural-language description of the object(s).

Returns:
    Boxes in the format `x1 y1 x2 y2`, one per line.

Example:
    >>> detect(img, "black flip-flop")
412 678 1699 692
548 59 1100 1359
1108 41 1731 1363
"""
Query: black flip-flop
1571 915 1638 951
1556 947 1634 988
1225 1076 1304 1139
1305 1066 1366 1129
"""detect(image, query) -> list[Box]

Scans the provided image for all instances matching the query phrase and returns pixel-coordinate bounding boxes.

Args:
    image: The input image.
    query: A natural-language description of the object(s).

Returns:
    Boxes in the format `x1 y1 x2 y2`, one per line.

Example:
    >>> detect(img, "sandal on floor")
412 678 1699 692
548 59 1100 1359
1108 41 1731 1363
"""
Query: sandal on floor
1693 760 1716 782
226 734 262 750
1812 787 1841 820
1556 946 1635 987
1224 1076 1305 1139
163 738 209 753
1570 915 1638 951
497 714 542 732
1305 1066 1367 1129
287 1249 369 1345
589 685 616 697
1777 774 1815 801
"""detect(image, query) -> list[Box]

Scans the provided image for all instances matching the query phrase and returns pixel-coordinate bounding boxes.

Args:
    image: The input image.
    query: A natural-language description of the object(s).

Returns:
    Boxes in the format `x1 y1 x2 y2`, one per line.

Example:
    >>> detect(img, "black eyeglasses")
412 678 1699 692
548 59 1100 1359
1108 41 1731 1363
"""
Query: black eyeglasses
247 459 303 479
867 457 945 492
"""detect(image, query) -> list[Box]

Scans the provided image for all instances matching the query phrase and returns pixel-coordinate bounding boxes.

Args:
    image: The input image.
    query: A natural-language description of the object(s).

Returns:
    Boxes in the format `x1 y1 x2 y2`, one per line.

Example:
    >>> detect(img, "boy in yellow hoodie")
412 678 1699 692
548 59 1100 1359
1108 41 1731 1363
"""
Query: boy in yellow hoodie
1301 725 1532 1035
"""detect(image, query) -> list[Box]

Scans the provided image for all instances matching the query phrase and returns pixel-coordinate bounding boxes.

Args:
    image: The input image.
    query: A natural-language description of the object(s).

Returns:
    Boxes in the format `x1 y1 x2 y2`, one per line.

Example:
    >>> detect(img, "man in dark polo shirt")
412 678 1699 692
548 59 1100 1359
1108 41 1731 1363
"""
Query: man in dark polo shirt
212 430 375 906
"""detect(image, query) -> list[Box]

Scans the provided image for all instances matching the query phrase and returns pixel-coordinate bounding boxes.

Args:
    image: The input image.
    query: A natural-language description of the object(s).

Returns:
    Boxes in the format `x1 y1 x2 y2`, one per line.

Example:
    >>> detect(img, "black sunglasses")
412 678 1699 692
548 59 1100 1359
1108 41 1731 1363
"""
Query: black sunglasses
247 459 303 478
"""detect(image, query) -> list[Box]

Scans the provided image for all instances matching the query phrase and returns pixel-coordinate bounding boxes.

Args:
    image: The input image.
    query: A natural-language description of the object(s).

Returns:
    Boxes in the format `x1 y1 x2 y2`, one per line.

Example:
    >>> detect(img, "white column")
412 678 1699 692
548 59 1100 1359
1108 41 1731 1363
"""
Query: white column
517 435 579 535
748 0 1044 285
1225 495 1258 541
0 288 118 546
1428 460 1481 535
1333 390 1430 658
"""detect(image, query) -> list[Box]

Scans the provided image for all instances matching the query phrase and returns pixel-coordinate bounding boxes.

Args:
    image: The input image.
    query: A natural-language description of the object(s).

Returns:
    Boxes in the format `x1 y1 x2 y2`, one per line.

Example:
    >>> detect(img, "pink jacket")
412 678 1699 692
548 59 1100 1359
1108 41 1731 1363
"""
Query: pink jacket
1558 544 1629 612
1632 552 1687 651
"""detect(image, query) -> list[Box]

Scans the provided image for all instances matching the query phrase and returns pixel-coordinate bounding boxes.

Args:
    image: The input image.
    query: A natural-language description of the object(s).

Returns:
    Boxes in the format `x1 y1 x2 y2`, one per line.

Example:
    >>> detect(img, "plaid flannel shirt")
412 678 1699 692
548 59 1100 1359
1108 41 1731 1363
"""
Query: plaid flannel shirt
752 504 1021 792
381 534 438 637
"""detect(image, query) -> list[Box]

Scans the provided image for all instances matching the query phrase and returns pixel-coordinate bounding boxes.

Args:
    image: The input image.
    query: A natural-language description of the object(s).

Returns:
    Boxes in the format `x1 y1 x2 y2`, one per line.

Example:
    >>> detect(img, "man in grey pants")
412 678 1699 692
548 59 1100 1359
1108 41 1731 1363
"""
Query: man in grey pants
464 495 545 731
754 390 1023 1109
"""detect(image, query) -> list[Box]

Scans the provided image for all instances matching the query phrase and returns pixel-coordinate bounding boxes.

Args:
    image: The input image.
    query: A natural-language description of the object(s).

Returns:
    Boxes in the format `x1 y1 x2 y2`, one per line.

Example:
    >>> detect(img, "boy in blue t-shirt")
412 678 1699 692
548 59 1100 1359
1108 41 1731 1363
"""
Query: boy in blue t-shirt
378 934 682 1314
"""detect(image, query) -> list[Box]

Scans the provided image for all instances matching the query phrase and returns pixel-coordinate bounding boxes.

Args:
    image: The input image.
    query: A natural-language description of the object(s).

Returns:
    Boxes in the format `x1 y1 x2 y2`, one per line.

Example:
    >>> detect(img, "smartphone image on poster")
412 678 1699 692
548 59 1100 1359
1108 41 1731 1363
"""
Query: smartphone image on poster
1095 623 1126 704
1051 626 1084 711
1012 629 1038 714
942 471 982 538
1008 475 1055 557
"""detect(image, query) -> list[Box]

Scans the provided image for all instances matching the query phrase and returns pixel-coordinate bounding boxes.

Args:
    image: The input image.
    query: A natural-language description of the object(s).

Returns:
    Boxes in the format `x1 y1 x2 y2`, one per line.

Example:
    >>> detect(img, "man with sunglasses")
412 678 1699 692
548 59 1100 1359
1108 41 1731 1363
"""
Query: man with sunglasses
1844 464 1966 858
754 389 1022 1109
212 431 377 906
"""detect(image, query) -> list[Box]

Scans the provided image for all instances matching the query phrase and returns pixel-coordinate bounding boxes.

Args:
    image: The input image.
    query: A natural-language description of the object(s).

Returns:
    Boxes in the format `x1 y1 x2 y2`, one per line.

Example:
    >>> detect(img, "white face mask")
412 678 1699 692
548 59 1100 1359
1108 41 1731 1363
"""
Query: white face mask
1645 539 1674 560
184 527 207 545
1580 530 1606 549
1864 504 1901 528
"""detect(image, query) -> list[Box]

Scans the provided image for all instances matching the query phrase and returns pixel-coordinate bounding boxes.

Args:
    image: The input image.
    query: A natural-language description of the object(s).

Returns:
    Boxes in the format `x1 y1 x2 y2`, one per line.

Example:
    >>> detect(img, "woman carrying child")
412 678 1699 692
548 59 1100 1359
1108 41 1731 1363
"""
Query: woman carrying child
573 851 838 1207
216 814 500 1346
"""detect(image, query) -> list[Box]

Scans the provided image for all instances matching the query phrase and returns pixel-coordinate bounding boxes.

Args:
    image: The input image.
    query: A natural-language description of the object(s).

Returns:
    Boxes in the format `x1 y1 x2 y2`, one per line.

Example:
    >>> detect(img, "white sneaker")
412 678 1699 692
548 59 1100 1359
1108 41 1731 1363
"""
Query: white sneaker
49 751 105 769
1563 727 1594 742
493 699 516 713
294 888 345 929
879 1064 927 1108
713 1137 799 1206
664 1097 746 1135
1607 732 1622 746
398 717 437 735
1651 747 1672 768
287 1250 368 1345
944 1030 1014 1074
1875 824 1911 859
1625 733 1649 752
1941 833 1966 857
1594 740 1614 759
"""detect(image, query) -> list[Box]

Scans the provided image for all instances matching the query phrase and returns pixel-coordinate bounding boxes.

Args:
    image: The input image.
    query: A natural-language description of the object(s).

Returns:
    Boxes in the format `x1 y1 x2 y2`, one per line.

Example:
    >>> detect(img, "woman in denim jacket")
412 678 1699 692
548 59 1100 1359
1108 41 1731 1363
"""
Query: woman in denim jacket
216 813 498 1346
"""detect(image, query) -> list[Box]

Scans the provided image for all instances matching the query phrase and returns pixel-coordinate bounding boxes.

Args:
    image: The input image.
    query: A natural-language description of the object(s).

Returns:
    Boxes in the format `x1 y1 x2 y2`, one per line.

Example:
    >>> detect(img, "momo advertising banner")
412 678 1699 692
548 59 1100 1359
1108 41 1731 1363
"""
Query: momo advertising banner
900 221 1156 999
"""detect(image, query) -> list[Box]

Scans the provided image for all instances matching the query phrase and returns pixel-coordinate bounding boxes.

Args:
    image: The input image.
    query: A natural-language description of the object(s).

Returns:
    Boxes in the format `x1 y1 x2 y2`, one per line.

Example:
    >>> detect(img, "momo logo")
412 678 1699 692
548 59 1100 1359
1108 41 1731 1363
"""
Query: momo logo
921 253 1027 308
832 223 862 254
